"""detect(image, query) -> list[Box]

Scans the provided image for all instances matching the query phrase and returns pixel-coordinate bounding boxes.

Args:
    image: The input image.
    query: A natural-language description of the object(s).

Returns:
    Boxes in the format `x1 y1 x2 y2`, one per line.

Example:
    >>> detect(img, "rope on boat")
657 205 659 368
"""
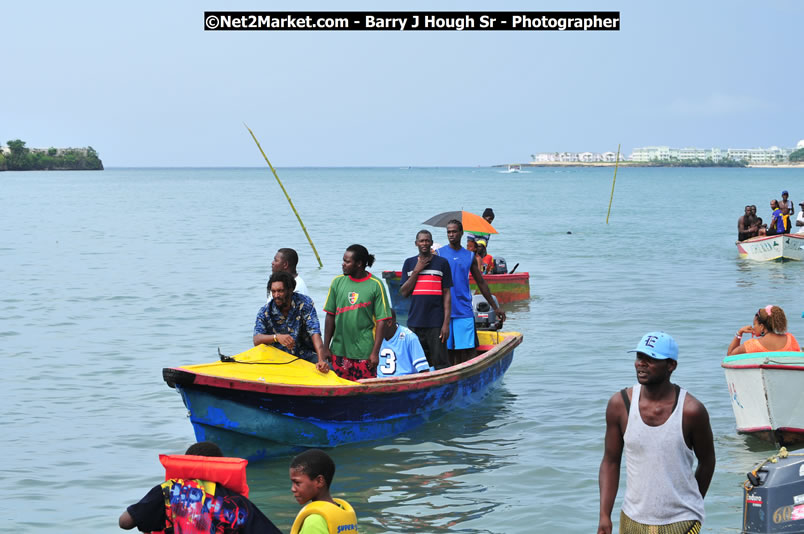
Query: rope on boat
244 123 324 268
218 347 302 365
742 447 804 491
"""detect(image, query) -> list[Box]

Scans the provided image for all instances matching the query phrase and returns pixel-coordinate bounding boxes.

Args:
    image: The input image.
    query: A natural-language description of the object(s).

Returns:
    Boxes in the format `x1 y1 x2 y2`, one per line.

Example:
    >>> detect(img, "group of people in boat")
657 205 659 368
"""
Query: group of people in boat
121 443 355 534
253 208 505 382
737 189 804 241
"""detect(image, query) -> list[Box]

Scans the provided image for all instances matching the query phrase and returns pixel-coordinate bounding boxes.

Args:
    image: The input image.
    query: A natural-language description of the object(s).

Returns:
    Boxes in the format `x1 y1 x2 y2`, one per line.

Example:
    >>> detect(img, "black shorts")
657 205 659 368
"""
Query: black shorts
410 326 449 370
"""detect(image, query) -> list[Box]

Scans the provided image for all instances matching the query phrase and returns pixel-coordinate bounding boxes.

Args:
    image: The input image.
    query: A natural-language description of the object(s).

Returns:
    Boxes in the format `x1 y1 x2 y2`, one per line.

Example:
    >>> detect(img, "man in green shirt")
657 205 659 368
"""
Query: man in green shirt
323 244 392 380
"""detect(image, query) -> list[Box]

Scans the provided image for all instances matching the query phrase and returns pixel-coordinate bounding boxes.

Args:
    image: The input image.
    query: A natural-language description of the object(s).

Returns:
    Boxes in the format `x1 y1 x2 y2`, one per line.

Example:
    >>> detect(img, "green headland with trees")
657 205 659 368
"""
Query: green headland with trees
0 139 103 171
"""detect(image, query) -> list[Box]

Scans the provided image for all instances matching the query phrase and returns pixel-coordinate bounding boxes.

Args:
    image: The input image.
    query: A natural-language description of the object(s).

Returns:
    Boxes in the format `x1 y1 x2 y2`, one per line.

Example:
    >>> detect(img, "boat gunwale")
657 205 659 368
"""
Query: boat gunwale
382 270 530 282
721 351 804 368
735 233 804 245
166 333 522 397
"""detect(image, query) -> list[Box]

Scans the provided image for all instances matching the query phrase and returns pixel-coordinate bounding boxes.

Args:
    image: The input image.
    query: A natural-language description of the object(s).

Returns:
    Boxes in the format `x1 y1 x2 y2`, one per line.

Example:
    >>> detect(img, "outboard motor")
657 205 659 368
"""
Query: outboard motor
742 449 804 534
472 294 500 330
491 257 508 274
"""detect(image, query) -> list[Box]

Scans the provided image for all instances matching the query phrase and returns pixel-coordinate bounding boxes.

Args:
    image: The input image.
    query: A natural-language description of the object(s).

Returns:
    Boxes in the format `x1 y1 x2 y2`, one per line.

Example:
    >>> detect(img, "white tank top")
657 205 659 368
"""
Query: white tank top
621 384 705 524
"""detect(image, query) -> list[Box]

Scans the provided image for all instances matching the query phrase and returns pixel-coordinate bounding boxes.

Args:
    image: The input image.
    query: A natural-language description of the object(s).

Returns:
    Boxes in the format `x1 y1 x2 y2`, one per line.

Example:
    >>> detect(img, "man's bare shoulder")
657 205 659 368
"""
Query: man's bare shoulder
682 390 710 420
605 388 631 416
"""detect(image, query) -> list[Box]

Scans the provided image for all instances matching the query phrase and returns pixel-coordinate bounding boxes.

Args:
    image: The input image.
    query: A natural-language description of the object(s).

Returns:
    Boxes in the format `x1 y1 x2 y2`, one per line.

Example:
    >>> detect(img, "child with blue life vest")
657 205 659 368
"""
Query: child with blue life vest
289 449 357 534
119 441 281 533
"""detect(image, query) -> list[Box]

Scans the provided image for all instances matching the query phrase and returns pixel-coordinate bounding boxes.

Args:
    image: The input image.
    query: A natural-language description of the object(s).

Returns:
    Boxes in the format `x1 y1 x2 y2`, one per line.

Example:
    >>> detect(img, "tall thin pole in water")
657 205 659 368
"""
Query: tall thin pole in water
244 124 323 268
606 144 621 225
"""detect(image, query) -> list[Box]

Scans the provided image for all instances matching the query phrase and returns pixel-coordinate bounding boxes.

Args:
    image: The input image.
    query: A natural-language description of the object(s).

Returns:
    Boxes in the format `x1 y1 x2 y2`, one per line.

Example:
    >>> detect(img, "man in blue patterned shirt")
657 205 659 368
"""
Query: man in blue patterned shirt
253 271 330 372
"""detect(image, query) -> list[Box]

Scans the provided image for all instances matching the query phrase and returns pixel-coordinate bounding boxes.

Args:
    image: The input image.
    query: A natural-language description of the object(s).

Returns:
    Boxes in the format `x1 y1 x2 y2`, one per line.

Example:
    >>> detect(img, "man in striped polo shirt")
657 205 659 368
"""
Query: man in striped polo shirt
399 229 453 370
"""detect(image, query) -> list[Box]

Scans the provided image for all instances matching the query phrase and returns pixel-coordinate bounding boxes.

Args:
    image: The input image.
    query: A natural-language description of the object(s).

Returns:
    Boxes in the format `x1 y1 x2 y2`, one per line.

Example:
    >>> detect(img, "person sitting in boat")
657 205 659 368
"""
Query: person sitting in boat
755 217 767 236
465 238 484 273
119 441 282 533
290 449 357 534
475 238 494 274
378 310 431 377
737 205 758 241
768 199 784 236
254 271 330 373
727 305 801 355
797 201 804 234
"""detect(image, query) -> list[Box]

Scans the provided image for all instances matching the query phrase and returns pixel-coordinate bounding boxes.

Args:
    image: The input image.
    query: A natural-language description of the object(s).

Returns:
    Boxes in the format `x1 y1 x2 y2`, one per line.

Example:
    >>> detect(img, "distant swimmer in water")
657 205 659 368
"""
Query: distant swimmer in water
598 332 715 534
727 305 800 355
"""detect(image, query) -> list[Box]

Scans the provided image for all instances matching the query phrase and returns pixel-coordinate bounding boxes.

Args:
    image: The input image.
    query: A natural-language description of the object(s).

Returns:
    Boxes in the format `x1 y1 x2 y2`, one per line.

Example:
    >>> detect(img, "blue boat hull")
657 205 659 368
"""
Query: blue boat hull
173 350 514 461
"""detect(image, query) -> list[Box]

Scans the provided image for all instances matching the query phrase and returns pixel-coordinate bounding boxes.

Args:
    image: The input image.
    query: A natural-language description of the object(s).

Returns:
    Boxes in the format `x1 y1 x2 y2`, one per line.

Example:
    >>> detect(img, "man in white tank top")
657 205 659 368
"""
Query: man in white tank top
597 332 715 534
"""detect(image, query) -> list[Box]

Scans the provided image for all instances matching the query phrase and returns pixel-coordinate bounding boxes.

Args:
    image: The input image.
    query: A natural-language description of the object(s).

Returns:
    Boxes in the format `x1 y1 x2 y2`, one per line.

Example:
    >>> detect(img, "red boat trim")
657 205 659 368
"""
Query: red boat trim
738 234 804 244
737 425 774 433
170 334 522 397
721 363 804 371
386 270 530 283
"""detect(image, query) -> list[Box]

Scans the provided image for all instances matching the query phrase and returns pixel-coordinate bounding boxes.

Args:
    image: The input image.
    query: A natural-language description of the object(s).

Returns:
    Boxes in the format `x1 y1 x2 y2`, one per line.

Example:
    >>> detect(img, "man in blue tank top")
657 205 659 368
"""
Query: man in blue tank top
597 332 715 534
438 220 505 365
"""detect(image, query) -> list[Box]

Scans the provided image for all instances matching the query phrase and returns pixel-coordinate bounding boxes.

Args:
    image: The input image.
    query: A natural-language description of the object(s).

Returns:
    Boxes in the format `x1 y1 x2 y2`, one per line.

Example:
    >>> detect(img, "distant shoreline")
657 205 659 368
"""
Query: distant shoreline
495 162 804 169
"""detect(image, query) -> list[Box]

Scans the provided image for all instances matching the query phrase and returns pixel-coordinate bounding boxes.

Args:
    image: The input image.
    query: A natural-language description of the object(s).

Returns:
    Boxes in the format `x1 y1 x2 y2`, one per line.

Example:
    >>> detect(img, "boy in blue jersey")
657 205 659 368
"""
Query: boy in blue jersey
377 311 430 377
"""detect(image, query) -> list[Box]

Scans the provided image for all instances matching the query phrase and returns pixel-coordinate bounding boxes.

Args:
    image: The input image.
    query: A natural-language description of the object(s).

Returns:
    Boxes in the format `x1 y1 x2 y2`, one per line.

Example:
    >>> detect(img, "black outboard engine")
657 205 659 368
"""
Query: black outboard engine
472 294 501 330
491 257 508 274
742 449 804 534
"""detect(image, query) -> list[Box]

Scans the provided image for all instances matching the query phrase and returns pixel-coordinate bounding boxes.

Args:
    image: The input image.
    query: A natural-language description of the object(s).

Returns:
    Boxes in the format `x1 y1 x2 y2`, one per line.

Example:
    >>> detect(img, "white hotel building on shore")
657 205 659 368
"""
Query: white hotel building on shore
629 142 803 164
531 151 620 163
530 141 803 165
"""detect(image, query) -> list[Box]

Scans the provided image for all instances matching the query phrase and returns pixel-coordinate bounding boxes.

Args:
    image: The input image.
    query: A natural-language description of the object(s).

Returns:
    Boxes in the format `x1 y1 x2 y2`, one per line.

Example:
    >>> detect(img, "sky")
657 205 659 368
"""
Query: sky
1 0 802 167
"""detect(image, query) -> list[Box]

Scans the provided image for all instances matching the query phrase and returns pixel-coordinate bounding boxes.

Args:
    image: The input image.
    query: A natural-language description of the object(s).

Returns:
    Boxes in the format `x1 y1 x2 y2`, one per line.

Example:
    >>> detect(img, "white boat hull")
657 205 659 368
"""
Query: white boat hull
722 352 804 445
736 234 804 261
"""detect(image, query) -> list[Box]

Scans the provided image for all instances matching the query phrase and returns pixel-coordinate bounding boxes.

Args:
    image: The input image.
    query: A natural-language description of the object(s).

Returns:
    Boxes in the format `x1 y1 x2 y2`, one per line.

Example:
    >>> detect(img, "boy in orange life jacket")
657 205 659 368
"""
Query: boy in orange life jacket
289 449 357 534
119 441 281 533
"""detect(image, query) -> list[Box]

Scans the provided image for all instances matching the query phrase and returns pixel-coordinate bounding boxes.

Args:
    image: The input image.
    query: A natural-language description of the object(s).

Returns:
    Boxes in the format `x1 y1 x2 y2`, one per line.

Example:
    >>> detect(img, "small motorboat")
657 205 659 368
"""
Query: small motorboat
736 234 804 262
163 330 523 461
382 270 530 320
722 351 804 446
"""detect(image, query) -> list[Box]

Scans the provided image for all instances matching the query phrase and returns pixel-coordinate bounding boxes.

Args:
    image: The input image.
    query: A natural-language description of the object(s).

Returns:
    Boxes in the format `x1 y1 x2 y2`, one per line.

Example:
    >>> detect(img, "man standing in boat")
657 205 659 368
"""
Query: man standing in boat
254 271 330 373
439 220 505 365
323 244 392 380
268 247 309 300
399 229 453 370
597 332 715 534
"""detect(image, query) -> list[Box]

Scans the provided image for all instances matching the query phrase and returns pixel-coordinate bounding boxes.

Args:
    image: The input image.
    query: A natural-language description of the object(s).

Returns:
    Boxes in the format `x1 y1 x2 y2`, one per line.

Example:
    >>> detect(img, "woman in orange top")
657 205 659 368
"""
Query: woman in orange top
727 305 801 355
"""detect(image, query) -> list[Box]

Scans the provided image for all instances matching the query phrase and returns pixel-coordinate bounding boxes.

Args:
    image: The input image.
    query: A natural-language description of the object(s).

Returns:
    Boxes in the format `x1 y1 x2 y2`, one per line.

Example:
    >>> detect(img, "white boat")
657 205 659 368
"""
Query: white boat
736 234 804 262
500 164 522 173
722 351 804 446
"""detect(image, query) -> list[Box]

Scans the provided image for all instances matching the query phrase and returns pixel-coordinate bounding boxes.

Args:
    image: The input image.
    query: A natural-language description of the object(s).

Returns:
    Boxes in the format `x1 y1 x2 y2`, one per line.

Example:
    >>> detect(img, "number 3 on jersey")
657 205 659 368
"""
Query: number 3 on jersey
379 347 396 375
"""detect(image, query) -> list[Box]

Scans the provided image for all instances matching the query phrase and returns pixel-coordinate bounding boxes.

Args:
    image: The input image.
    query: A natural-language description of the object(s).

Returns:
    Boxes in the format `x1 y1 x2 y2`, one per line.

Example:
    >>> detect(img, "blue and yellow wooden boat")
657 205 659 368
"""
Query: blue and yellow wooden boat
163 330 522 461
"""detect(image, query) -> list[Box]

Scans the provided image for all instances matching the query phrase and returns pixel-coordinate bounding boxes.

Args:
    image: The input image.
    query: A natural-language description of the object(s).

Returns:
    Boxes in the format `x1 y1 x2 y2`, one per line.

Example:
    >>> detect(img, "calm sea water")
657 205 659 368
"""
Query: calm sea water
2 166 803 533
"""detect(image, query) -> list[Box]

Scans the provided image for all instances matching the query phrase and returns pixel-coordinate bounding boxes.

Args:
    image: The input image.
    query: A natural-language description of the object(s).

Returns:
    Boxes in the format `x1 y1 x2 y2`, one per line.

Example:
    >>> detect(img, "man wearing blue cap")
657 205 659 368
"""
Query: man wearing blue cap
597 332 715 534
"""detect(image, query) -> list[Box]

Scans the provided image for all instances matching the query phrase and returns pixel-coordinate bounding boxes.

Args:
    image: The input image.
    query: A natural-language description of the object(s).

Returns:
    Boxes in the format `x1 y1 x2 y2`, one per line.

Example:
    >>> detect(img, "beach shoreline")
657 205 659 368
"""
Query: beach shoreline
494 161 804 168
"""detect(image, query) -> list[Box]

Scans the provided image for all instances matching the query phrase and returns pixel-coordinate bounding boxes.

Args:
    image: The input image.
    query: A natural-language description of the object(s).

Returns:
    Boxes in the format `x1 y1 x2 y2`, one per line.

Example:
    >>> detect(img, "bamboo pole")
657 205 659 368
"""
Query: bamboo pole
244 124 323 268
606 144 621 225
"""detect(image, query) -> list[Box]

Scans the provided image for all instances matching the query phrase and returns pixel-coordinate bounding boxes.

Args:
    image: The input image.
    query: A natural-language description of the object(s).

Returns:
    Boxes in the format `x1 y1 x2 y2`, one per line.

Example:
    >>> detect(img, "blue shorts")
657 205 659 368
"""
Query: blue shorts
447 317 476 350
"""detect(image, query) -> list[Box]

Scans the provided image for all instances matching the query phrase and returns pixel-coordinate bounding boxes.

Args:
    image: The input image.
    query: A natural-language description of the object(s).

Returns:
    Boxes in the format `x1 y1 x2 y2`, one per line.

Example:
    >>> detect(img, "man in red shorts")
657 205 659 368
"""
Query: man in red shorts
323 244 392 380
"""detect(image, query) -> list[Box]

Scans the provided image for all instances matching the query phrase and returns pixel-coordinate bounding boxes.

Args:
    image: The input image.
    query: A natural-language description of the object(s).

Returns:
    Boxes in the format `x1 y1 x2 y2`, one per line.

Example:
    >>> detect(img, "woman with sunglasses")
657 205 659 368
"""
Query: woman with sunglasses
728 305 800 355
